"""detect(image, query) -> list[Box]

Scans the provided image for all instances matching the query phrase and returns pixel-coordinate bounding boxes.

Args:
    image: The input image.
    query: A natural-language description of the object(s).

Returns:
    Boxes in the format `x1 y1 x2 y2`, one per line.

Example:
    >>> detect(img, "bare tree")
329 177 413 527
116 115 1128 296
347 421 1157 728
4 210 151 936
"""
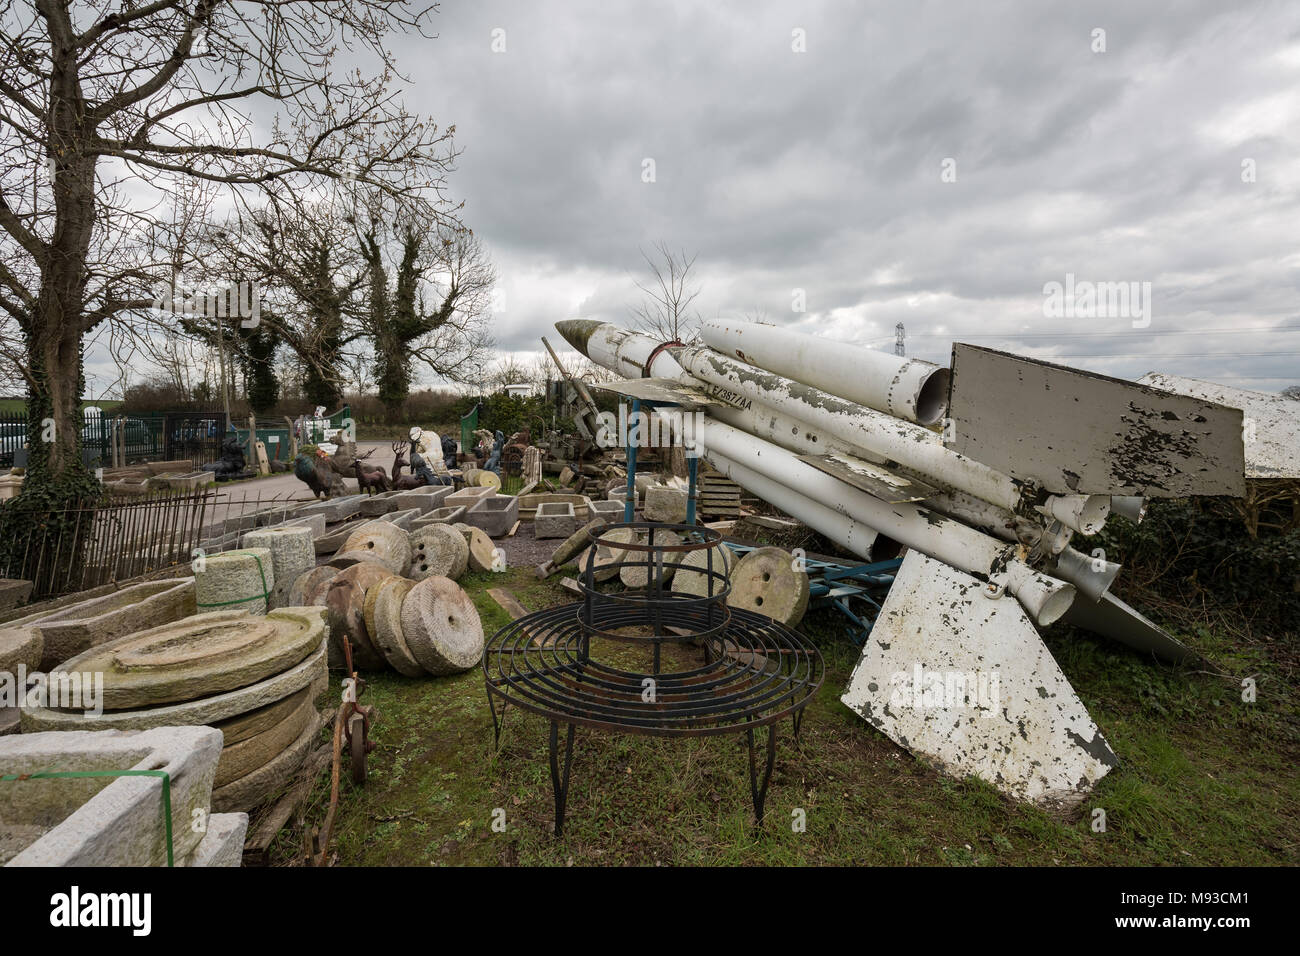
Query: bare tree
0 0 458 510
628 241 703 344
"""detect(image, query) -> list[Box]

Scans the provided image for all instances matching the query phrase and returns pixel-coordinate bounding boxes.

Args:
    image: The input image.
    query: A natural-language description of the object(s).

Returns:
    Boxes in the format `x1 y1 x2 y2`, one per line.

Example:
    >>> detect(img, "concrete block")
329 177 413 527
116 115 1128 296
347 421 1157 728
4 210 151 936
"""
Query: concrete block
295 494 365 523
384 508 421 531
411 505 466 527
588 498 624 521
358 490 403 516
392 486 454 513
183 812 248 867
464 495 519 537
444 486 493 510
535 502 579 539
644 486 689 523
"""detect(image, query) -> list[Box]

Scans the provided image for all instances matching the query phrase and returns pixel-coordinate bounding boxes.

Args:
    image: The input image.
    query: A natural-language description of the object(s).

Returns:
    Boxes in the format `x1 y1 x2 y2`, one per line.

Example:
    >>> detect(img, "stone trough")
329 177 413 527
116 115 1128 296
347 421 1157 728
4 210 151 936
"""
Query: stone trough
0 577 195 672
535 501 579 539
464 495 519 537
519 492 591 521
0 726 245 867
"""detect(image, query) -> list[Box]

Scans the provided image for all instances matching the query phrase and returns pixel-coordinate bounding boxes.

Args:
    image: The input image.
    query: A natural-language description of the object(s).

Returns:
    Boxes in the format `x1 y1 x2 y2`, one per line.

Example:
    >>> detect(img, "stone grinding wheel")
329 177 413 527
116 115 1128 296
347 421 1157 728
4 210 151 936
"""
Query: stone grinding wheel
619 531 686 589
212 688 318 787
670 542 736 598
242 526 316 609
322 562 395 670
581 527 637 582
365 577 424 677
400 576 485 675
476 471 502 492
408 524 469 580
459 524 498 573
288 566 339 607
340 520 412 576
727 546 810 626
195 548 275 615
55 608 325 711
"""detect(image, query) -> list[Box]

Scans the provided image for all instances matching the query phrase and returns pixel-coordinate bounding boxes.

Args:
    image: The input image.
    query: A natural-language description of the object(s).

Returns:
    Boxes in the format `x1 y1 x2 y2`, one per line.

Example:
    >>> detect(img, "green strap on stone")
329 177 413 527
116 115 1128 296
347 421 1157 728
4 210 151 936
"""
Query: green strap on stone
1 769 175 866
196 549 272 609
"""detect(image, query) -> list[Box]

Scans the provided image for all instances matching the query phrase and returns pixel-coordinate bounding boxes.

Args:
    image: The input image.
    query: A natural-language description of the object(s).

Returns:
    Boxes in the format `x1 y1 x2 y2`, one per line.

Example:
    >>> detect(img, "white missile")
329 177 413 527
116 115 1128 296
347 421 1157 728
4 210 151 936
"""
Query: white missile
701 318 951 425
701 419 1077 626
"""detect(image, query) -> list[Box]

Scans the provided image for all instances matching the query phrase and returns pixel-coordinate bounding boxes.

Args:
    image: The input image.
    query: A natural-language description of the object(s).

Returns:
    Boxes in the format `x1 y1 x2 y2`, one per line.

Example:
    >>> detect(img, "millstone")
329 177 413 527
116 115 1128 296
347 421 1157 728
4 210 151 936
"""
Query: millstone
408 524 468 581
322 562 394 671
340 520 412 576
242 526 316 609
19 635 327 732
54 608 325 711
210 707 325 813
460 525 498 573
367 577 424 677
619 531 685 589
400 576 485 675
581 527 637 582
288 566 339 607
476 471 502 492
325 549 388 570
671 543 736 598
727 546 809 626
215 685 312 746
195 548 275 615
213 689 318 787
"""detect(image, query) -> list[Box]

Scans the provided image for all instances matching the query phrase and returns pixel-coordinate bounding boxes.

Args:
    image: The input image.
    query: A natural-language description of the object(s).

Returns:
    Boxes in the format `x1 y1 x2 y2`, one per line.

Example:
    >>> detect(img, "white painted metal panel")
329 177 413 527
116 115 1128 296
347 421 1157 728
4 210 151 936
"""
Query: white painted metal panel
1138 372 1300 479
948 345 1246 497
842 551 1117 806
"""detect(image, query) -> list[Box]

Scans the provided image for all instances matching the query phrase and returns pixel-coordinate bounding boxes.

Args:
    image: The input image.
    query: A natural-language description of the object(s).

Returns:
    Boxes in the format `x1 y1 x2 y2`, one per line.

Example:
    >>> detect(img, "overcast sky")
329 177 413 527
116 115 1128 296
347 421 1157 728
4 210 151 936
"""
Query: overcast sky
71 0 1299 399
369 0 1298 394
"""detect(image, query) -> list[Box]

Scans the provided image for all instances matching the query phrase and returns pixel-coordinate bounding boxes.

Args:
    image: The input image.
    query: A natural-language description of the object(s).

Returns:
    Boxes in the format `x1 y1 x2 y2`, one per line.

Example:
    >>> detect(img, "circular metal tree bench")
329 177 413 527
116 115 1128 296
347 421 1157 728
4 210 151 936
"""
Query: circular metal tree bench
483 523 824 836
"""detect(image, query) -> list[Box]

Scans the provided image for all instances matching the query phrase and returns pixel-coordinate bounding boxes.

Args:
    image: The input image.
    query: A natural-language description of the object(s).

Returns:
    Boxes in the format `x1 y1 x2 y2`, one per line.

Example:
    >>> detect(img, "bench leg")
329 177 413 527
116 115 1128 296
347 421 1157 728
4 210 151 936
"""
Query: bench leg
549 720 577 837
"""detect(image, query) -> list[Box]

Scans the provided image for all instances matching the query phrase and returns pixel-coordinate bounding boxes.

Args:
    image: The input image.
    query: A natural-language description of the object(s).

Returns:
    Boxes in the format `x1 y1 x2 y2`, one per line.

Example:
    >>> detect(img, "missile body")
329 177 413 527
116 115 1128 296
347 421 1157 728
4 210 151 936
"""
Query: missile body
701 419 1076 626
702 318 951 425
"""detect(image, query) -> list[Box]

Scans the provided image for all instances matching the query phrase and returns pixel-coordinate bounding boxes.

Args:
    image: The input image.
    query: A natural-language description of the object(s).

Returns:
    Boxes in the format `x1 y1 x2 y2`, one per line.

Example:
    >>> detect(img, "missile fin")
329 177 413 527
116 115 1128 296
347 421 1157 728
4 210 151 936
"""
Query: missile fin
1138 372 1300 479
1063 590 1204 667
842 551 1117 806
585 377 728 408
948 344 1246 497
796 452 937 503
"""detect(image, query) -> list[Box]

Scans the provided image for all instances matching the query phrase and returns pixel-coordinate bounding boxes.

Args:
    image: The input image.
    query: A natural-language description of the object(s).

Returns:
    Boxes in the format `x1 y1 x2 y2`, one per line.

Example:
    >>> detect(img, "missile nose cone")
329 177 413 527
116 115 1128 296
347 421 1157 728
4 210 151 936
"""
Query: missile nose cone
554 319 605 357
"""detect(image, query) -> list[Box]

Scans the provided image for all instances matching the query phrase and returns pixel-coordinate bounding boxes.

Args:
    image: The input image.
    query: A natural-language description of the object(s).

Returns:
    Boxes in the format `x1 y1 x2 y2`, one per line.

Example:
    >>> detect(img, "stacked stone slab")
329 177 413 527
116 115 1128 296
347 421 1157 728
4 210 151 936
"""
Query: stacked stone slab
0 577 195 672
0 726 247 867
20 608 329 814
242 526 316 610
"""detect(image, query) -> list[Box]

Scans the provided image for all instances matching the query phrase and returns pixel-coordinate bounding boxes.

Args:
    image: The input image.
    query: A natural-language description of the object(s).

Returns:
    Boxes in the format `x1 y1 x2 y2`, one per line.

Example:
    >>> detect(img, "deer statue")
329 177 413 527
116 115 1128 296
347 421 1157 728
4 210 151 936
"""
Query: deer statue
389 441 427 490
352 457 391 495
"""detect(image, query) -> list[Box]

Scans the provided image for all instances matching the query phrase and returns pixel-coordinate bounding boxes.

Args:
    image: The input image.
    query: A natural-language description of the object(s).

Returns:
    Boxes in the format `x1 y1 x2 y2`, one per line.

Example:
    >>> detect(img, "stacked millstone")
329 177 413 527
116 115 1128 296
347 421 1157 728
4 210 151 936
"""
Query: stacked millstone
289 557 485 678
21 607 330 814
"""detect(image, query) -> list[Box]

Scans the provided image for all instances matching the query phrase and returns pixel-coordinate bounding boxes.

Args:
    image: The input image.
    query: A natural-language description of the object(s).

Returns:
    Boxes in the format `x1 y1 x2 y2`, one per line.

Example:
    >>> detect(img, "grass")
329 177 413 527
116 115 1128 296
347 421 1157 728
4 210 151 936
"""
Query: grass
272 565 1299 867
